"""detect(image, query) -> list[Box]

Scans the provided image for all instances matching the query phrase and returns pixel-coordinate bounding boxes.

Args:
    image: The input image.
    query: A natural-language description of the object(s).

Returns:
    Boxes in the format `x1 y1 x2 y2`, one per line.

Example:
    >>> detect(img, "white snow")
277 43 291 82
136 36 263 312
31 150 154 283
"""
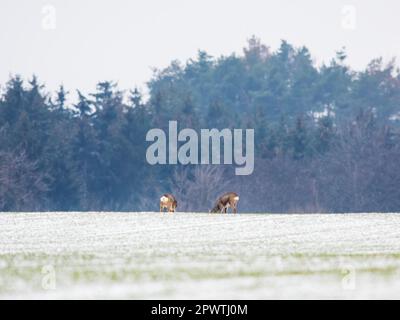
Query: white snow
1 212 400 299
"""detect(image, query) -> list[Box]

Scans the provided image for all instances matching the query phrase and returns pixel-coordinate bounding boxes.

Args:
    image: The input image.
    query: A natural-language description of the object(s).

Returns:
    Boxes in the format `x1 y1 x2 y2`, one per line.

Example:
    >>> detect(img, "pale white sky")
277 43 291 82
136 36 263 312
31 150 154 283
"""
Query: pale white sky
1 0 399 99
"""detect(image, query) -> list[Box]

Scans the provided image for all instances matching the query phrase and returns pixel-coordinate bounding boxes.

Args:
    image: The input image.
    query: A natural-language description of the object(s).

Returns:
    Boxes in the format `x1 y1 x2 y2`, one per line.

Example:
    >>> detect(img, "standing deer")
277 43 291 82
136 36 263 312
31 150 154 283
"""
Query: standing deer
210 192 240 213
160 193 178 213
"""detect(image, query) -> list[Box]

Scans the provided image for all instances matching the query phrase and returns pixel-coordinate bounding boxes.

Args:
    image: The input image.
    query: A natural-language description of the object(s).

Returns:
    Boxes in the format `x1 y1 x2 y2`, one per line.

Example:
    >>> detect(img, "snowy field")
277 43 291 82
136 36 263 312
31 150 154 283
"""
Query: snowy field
1 212 400 299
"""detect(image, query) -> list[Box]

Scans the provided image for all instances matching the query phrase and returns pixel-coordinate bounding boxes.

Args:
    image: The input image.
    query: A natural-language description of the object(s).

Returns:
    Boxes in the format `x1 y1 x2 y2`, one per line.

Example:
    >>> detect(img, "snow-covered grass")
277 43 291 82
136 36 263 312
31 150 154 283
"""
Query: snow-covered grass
1 212 400 299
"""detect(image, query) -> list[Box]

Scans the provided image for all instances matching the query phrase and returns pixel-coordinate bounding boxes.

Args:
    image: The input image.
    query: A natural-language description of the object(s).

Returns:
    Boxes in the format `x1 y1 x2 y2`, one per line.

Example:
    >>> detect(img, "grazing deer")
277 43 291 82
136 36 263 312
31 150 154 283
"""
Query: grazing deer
160 193 178 213
210 192 240 214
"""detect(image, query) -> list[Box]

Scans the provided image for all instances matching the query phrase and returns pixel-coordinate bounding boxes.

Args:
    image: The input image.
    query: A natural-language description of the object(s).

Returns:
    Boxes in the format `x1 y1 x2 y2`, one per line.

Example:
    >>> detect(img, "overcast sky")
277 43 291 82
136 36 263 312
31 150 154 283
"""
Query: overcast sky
1 0 399 98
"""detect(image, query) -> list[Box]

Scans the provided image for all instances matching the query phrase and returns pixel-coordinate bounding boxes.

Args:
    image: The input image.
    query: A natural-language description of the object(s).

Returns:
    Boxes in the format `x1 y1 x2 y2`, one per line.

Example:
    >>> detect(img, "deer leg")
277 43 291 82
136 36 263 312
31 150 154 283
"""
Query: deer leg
229 200 237 213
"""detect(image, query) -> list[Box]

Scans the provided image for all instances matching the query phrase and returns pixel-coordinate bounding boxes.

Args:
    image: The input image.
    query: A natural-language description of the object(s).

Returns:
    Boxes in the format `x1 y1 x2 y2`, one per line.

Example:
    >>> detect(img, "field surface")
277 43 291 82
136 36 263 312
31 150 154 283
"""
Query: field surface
1 212 400 299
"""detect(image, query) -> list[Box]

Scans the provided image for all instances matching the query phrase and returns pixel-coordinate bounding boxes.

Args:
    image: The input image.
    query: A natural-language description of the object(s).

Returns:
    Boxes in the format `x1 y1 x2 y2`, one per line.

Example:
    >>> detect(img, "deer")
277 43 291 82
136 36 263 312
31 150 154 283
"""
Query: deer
210 192 240 214
159 193 178 213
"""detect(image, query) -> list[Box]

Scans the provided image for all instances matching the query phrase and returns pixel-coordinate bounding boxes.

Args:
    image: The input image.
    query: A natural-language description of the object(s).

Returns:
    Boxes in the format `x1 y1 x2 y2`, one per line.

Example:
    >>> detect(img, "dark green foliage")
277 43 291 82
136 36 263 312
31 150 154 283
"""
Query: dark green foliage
1 39 400 212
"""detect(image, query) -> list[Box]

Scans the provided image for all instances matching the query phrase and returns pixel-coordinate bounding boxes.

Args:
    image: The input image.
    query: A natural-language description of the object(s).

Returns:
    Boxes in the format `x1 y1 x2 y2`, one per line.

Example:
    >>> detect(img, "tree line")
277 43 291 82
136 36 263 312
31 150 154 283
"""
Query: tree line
1 37 400 212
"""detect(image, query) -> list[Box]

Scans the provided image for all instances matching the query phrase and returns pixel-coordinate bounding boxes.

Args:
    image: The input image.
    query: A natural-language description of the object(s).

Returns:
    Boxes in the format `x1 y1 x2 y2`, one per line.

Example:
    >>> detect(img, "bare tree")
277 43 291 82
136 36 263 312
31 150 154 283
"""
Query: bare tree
0 150 50 211
170 165 230 212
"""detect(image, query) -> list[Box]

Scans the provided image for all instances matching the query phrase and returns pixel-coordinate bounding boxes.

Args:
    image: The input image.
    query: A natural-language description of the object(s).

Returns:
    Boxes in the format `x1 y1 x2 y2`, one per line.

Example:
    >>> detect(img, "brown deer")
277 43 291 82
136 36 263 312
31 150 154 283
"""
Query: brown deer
210 192 240 214
160 193 178 213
